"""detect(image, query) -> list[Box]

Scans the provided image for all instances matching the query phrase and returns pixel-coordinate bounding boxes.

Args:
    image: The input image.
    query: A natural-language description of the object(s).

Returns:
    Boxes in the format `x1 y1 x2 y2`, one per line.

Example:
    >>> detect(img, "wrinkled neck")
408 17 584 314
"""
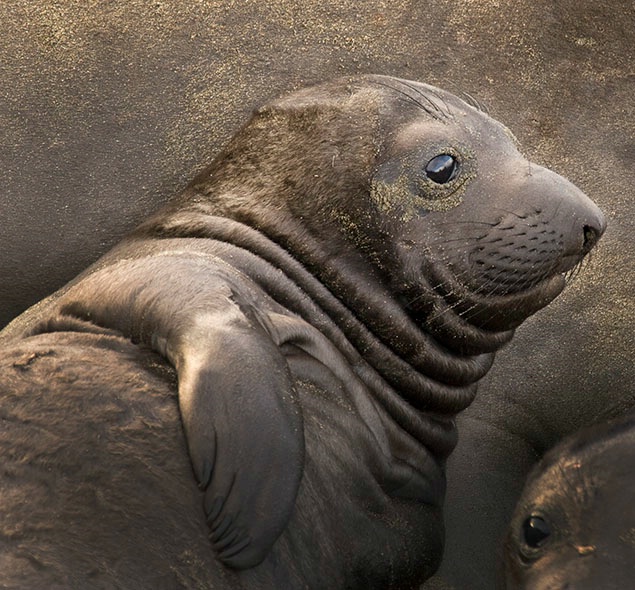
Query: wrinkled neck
133 208 518 456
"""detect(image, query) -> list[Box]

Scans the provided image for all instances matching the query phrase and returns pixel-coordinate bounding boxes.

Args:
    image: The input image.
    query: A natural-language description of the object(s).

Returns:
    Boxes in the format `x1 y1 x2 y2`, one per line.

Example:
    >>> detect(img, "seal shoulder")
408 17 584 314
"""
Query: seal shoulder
28 251 305 569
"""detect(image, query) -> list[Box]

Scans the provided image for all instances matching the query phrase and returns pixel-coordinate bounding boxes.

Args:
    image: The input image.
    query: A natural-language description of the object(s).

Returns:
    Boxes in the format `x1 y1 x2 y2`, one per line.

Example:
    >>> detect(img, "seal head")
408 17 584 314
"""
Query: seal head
504 410 635 589
186 75 604 340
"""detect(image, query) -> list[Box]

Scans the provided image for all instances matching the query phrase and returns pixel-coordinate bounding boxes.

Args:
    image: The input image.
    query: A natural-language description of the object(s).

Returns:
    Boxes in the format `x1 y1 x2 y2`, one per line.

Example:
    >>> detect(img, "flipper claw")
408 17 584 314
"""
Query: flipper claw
210 513 234 543
213 527 243 553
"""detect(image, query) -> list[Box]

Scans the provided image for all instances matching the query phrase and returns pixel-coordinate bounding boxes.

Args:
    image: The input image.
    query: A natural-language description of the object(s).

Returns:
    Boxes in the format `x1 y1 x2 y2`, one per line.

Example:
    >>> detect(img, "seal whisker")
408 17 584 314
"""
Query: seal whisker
576 257 587 280
429 89 456 120
465 91 490 115
371 80 443 121
474 264 544 300
406 267 473 314
488 206 545 223
463 267 513 302
426 265 474 295
457 267 525 317
423 266 503 322
461 91 481 111
444 80 488 116
398 79 452 120
454 300 488 323
460 262 554 320
565 254 589 285
485 268 531 295
456 272 526 324
429 297 470 322
428 290 489 325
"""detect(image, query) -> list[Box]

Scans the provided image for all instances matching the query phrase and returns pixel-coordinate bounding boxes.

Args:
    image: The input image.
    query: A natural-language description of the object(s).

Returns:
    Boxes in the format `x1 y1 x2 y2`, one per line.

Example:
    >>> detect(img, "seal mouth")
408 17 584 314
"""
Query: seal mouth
421 205 604 306
444 273 565 332
406 251 567 338
557 253 585 275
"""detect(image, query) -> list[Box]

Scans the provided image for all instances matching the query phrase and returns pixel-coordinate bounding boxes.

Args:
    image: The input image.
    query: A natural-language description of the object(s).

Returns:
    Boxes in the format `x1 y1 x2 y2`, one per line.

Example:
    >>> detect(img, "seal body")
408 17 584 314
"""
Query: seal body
0 331 441 589
504 410 635 589
0 332 228 589
1 76 605 588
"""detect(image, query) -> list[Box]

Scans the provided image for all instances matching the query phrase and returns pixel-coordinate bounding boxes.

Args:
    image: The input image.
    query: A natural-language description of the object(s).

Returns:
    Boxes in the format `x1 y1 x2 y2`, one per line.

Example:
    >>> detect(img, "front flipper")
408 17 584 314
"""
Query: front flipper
172 316 303 568
29 254 304 568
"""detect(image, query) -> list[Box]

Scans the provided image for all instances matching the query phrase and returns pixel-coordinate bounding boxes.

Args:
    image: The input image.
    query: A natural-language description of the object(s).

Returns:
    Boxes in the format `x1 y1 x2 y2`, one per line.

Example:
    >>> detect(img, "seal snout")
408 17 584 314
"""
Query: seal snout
527 166 606 271
573 192 606 257
555 206 605 274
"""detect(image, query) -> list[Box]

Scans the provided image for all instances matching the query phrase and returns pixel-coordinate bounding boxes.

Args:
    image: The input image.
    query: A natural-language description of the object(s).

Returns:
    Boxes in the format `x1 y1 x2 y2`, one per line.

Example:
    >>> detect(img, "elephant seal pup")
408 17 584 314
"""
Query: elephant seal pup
3 75 605 585
504 409 635 589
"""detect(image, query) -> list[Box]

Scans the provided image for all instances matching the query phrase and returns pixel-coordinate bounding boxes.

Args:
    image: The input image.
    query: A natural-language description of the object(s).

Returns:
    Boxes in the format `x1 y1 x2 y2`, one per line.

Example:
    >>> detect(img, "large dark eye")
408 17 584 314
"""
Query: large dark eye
425 154 458 184
521 516 551 549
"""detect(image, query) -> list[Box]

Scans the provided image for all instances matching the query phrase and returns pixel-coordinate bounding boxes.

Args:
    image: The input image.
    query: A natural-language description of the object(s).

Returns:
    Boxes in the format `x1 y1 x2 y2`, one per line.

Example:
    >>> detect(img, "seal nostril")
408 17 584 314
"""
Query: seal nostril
582 225 600 254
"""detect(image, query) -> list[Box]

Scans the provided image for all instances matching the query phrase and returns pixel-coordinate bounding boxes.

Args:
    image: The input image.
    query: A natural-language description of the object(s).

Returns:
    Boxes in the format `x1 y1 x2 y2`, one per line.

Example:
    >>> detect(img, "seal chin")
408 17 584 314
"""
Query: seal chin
556 252 586 275
409 256 566 339
458 273 566 333
485 273 565 326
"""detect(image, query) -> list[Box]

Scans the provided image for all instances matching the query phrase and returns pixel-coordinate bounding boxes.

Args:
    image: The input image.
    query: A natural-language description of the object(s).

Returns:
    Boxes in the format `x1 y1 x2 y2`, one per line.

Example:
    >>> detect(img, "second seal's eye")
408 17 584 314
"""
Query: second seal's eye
521 516 551 549
425 154 458 184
